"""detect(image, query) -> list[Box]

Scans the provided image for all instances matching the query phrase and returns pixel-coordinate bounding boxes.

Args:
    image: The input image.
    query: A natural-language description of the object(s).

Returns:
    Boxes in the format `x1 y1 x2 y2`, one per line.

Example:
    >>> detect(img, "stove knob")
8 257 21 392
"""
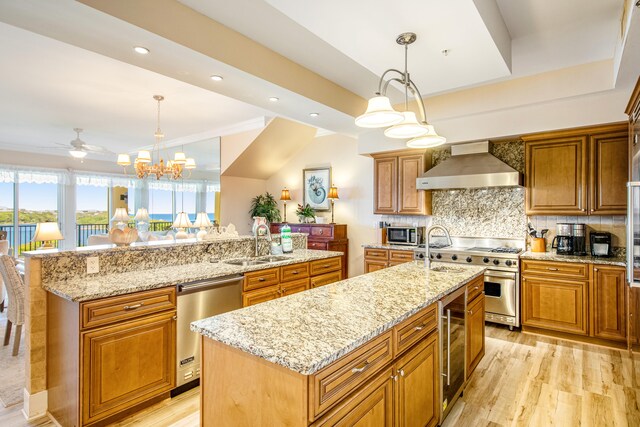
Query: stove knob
466 257 473 263
483 257 490 263
493 259 500 265
429 253 434 260
505 260 512 267
451 255 458 261
436 253 442 260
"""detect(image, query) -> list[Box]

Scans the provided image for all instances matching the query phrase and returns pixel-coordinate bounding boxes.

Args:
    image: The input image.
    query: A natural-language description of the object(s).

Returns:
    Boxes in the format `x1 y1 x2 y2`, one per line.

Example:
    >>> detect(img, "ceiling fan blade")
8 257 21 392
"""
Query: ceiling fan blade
54 142 71 148
83 144 114 155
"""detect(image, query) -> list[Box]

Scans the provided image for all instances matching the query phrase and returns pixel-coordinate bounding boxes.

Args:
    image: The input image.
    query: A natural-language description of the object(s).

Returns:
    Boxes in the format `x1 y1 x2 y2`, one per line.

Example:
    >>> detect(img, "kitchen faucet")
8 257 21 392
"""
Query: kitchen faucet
255 224 272 257
425 225 452 270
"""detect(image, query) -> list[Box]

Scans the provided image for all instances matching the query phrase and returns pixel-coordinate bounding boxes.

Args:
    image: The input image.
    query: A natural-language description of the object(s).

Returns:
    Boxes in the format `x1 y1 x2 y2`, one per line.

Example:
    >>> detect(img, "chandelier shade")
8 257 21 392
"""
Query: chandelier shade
137 150 151 163
173 152 187 164
354 96 404 128
117 154 131 166
384 111 430 139
185 158 196 169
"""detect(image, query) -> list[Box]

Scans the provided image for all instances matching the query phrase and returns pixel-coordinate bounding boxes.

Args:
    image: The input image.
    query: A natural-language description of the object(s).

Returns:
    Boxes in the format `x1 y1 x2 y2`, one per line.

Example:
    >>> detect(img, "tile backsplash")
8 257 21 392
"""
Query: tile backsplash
528 215 626 249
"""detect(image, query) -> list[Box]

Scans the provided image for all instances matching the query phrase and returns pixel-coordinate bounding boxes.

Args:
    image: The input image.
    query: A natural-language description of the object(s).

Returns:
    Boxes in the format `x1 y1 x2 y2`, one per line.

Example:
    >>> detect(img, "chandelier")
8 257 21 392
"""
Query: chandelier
355 33 446 148
117 95 196 180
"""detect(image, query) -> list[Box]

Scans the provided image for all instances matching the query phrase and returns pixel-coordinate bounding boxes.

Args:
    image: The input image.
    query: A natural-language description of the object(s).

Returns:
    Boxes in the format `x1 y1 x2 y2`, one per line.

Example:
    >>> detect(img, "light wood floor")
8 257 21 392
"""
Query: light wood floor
1 326 638 426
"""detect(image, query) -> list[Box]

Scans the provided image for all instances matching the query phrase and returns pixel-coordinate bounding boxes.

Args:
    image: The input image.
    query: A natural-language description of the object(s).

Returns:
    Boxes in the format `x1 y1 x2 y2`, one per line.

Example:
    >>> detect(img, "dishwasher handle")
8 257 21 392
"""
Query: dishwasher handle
177 275 243 294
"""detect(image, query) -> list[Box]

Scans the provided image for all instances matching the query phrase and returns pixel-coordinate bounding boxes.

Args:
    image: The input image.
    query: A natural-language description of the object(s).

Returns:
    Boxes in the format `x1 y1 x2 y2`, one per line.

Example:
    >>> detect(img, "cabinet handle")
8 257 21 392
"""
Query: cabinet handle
392 374 398 381
399 368 405 377
474 286 480 290
123 303 143 311
351 361 370 373
279 289 285 295
292 271 299 275
258 278 266 282
323 265 330 268
547 267 559 271
469 310 473 315
414 321 429 331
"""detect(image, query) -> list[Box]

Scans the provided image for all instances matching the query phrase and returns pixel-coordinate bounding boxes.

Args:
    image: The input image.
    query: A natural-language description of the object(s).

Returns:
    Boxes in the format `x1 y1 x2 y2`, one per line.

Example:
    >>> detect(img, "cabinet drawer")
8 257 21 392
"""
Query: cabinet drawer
242 285 280 307
311 226 333 238
521 260 589 280
310 257 342 275
291 225 311 234
389 249 414 263
310 331 393 420
467 276 485 303
364 248 389 261
281 262 310 282
81 287 176 330
393 304 437 357
243 267 280 292
308 241 329 250
311 271 342 288
280 277 310 297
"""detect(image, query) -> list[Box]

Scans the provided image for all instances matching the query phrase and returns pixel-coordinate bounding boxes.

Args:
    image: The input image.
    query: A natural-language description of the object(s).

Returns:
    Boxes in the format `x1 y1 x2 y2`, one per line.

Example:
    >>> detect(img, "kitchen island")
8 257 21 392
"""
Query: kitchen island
192 262 485 426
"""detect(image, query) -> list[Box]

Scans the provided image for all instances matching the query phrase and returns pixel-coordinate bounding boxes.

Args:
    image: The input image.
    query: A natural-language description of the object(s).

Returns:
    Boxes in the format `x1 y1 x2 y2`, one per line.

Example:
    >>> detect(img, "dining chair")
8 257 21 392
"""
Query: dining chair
0 239 8 313
0 254 24 356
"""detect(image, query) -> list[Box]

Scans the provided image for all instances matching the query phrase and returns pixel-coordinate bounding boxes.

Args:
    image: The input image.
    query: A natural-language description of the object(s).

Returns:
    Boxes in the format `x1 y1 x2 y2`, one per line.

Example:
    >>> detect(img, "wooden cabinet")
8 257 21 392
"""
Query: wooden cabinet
522 260 628 347
591 265 626 342
522 275 589 335
82 312 175 424
271 223 349 278
631 287 640 347
466 294 485 378
373 150 432 215
242 258 342 307
363 247 414 272
47 288 177 427
394 333 439 427
523 123 628 215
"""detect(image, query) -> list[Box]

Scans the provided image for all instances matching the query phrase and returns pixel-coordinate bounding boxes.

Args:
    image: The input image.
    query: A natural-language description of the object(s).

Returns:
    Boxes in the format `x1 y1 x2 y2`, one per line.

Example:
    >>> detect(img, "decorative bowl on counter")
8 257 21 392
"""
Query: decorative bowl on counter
109 227 139 246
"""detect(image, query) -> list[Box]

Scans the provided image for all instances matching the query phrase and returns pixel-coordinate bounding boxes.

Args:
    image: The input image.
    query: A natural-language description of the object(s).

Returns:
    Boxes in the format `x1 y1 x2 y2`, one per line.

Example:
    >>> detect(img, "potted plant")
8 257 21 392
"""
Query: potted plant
296 204 316 223
249 192 281 225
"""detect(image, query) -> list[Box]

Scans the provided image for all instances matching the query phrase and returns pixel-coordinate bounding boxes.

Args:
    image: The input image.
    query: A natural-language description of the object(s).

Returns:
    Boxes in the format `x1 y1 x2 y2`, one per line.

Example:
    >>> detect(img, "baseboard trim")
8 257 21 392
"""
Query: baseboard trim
21 388 48 421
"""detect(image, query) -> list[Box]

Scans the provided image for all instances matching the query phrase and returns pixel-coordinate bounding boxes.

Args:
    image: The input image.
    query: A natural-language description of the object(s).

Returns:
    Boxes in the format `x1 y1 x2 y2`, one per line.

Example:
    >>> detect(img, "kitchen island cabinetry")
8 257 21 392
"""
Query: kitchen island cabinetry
521 259 627 346
523 123 628 216
466 276 486 378
363 247 414 272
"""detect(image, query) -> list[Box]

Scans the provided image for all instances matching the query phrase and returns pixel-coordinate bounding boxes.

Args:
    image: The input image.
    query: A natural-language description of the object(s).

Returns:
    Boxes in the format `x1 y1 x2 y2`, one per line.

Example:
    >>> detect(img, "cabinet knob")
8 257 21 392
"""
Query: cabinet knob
399 368 405 377
594 268 598 272
469 310 473 315
581 208 586 212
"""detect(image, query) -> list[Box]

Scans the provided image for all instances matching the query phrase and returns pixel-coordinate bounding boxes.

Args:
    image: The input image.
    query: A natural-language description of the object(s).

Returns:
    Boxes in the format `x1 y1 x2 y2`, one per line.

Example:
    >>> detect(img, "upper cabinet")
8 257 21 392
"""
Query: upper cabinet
523 123 628 216
373 150 432 215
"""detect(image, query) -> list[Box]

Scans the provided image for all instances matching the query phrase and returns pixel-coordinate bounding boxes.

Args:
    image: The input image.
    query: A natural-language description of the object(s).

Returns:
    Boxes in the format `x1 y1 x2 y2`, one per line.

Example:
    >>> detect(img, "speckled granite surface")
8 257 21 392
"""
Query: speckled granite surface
521 251 626 267
191 262 485 375
362 243 416 251
43 249 342 302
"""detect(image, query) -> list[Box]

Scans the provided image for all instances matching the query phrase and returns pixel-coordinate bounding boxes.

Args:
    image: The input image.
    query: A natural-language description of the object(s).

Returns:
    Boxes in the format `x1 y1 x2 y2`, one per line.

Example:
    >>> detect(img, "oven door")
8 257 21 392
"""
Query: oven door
483 271 516 317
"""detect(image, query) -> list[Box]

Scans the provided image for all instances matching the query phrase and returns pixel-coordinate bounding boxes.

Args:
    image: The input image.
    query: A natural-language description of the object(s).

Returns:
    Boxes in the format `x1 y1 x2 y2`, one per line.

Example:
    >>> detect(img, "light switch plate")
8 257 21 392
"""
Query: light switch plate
86 256 99 274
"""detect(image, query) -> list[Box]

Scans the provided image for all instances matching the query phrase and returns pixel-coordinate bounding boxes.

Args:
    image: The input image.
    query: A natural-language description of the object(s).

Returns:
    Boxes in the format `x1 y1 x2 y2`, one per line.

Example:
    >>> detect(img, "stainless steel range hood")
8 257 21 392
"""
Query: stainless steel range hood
417 141 523 190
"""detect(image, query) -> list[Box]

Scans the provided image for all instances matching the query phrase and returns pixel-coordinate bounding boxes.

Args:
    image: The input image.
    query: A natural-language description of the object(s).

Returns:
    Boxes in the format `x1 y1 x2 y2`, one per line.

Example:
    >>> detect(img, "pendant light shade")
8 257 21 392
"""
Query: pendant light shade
406 133 447 148
384 111 429 139
354 96 404 128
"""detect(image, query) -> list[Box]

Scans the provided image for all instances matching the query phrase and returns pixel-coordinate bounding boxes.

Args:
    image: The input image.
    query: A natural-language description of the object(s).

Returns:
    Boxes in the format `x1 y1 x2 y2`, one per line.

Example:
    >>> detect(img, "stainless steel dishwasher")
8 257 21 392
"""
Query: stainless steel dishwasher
175 274 243 393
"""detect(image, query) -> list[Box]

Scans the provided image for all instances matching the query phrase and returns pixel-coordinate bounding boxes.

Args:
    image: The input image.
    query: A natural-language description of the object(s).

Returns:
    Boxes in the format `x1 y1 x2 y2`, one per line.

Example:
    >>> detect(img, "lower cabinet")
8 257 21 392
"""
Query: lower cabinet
363 248 414 273
365 259 388 273
466 294 485 378
592 265 626 341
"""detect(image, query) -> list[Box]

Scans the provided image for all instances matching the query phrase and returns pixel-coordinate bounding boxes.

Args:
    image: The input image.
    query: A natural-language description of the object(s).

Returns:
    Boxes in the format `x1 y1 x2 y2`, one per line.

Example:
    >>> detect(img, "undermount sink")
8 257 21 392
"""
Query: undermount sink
223 258 269 266
430 265 465 273
258 255 294 262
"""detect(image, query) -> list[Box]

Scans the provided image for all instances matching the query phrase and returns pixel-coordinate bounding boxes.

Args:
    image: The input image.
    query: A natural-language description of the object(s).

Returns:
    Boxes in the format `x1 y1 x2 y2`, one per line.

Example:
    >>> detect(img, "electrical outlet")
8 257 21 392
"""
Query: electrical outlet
87 256 99 274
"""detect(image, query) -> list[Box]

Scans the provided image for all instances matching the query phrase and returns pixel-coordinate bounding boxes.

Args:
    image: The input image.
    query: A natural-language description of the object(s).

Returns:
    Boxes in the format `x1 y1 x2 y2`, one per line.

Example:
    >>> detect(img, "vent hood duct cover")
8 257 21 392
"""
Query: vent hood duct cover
416 141 523 190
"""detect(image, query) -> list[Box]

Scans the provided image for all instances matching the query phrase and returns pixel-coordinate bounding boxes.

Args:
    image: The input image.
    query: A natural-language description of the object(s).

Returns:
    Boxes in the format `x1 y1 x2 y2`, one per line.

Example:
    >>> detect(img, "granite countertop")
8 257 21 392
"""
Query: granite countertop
43 249 342 302
521 251 626 267
191 262 485 375
362 243 418 251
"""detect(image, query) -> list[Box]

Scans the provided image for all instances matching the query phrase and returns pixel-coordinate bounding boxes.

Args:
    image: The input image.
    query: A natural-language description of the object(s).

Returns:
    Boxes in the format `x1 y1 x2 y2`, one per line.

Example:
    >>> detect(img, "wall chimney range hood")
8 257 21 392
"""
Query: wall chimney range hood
416 141 523 190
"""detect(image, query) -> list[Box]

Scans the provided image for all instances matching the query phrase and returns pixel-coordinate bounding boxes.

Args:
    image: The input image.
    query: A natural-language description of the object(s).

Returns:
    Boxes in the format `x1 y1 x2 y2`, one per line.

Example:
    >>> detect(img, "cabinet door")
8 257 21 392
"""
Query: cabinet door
631 287 640 346
398 153 426 214
525 136 588 215
592 266 627 341
81 312 176 425
394 333 439 427
242 285 280 307
280 278 309 297
365 260 388 273
522 276 588 335
310 271 342 288
589 131 628 214
466 294 485 378
312 367 394 427
374 157 398 214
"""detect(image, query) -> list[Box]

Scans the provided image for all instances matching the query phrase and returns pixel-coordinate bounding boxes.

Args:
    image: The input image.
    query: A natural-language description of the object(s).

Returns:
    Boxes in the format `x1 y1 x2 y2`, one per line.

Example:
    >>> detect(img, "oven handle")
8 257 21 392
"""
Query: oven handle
484 271 516 279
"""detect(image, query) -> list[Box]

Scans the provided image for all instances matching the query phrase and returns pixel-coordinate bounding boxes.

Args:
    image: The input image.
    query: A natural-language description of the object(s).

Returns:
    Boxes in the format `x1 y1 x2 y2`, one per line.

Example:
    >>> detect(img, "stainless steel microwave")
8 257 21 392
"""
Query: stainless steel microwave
386 226 425 246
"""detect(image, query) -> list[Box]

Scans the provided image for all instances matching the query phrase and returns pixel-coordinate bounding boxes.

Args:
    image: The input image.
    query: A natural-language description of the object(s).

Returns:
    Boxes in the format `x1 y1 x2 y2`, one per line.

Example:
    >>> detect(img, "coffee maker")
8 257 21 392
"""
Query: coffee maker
590 232 612 257
572 224 587 256
552 223 574 255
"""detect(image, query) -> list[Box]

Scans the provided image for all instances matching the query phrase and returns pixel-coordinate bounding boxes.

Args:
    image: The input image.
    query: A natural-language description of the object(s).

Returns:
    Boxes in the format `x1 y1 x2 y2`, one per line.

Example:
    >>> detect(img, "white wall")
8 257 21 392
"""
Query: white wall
220 175 267 234
266 134 377 277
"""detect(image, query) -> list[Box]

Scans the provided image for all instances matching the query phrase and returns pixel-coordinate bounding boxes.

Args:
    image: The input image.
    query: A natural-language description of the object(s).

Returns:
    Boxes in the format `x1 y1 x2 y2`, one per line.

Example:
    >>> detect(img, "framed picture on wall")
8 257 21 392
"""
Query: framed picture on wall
303 167 331 211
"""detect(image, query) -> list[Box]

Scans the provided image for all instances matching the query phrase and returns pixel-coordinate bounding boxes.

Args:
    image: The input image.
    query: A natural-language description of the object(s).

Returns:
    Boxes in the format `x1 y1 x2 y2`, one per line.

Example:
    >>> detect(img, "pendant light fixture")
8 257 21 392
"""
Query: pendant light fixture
355 32 446 148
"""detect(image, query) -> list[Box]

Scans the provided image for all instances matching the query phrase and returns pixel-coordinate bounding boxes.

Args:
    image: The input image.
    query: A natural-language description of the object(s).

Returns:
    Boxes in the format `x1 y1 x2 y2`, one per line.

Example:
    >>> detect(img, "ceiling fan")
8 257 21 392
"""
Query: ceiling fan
54 128 114 159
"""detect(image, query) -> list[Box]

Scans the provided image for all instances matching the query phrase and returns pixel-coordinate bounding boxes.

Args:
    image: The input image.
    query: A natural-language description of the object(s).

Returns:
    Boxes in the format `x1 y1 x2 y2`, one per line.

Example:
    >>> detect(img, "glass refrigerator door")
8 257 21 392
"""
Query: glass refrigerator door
628 183 640 287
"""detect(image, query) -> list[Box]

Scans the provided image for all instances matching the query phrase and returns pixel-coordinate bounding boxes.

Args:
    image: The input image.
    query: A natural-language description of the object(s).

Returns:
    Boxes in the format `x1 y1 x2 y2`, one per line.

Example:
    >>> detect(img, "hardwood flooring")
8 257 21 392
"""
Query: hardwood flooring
1 325 638 426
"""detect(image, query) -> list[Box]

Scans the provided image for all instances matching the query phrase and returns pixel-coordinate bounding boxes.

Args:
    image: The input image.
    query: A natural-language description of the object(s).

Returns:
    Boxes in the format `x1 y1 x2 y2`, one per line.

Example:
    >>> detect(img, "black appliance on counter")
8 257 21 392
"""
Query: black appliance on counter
572 224 587 256
552 223 574 255
590 232 612 257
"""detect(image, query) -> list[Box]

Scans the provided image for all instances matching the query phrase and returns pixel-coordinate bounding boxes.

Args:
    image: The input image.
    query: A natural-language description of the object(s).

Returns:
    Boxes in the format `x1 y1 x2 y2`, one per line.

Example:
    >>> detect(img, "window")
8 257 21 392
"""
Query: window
148 185 174 231
205 188 217 223
76 184 109 246
18 182 59 252
176 191 196 222
0 181 15 253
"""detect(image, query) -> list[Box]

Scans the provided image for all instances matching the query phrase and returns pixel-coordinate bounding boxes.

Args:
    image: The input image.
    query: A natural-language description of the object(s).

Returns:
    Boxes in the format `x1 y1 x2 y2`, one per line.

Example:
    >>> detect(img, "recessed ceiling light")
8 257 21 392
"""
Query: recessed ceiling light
210 75 223 81
309 112 319 117
133 46 150 55
269 97 279 102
